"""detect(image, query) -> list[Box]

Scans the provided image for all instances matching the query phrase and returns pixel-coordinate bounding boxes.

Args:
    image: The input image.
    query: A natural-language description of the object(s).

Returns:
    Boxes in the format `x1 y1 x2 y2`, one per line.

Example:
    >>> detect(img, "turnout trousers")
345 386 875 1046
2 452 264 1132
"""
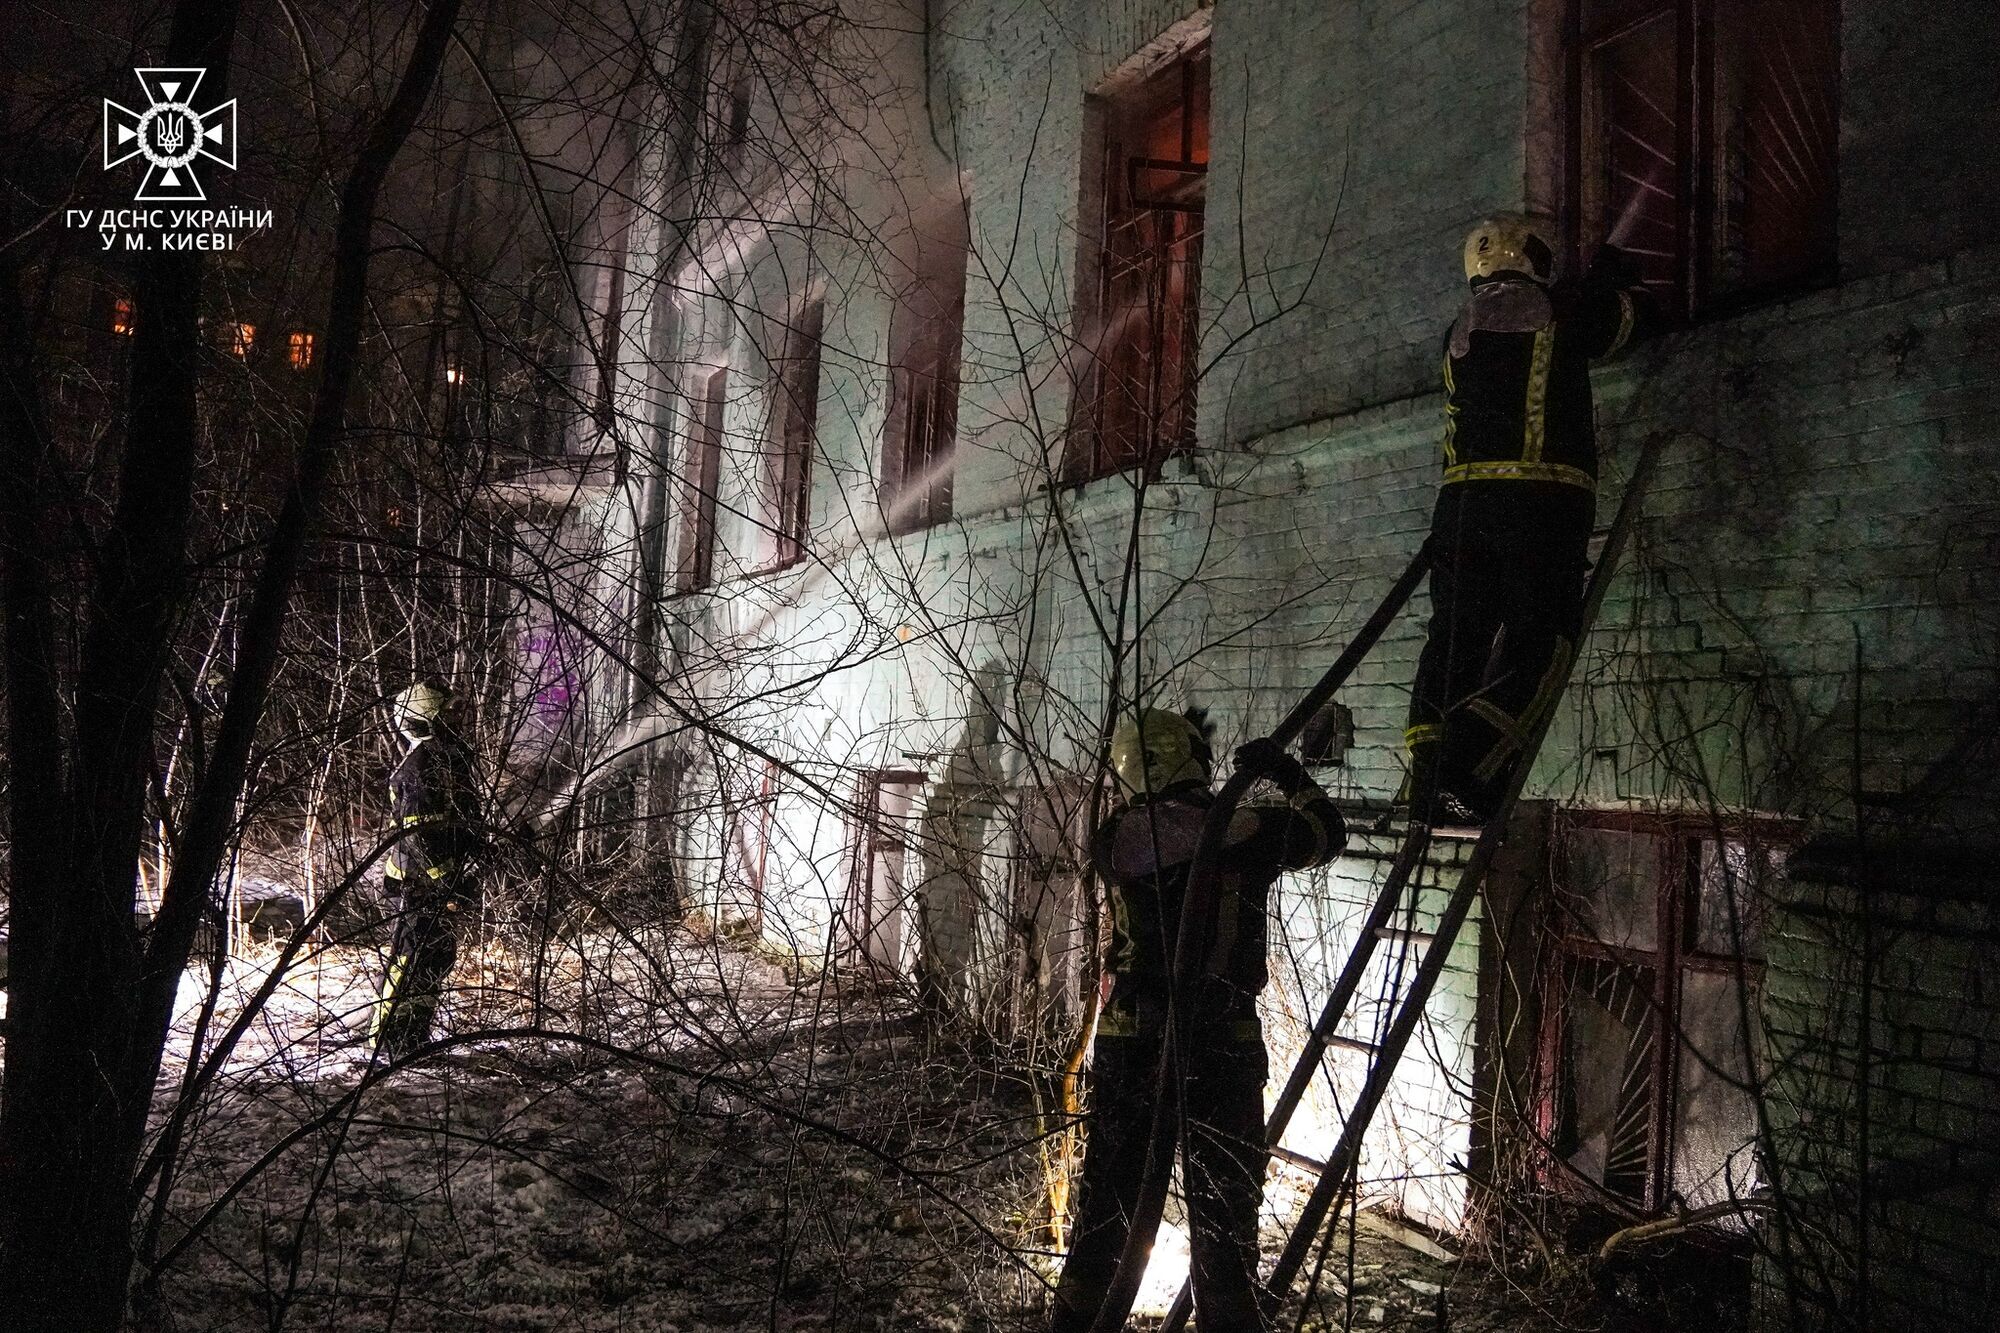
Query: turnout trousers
1050 1012 1271 1333
370 878 462 1057
1407 481 1593 820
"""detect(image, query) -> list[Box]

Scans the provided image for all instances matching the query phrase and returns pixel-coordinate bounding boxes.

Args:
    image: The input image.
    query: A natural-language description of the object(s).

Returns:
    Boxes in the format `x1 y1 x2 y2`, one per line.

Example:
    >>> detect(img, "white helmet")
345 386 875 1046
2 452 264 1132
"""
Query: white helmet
1463 213 1558 285
393 680 451 740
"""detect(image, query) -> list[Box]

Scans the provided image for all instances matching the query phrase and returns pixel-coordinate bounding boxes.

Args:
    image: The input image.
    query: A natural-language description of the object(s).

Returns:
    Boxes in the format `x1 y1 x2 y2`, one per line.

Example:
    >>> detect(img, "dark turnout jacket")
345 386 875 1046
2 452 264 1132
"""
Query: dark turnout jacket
1440 262 1649 493
386 732 481 891
1090 782 1344 1027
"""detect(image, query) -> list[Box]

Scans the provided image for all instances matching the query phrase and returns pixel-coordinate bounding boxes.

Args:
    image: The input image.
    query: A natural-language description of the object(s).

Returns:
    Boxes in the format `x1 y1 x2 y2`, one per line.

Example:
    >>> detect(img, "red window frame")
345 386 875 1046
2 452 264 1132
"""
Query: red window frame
1566 0 1839 321
1068 42 1209 484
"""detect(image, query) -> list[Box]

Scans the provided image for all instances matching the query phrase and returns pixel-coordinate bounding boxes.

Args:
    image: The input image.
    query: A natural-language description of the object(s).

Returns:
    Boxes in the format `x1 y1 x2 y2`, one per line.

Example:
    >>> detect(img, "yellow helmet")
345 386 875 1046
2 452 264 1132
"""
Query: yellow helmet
393 680 451 739
1108 708 1213 795
1463 213 1557 284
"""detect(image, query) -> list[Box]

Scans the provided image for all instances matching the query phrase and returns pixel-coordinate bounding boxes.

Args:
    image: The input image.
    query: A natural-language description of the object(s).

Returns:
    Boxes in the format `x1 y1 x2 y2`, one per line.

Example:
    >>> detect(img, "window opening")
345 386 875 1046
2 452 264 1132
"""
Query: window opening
1572 0 1837 318
721 757 779 929
763 300 823 568
677 365 728 592
883 201 969 534
724 75 754 169
1070 41 1209 482
846 771 927 973
1538 810 1790 1216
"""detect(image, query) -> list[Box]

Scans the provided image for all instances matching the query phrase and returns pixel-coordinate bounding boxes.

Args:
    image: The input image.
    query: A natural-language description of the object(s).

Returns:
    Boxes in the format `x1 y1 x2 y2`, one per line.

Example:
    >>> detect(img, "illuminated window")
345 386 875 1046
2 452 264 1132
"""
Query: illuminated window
1571 0 1838 318
225 321 255 357
111 297 135 336
444 364 464 386
1539 811 1792 1214
882 201 968 535
287 330 314 369
1070 41 1209 483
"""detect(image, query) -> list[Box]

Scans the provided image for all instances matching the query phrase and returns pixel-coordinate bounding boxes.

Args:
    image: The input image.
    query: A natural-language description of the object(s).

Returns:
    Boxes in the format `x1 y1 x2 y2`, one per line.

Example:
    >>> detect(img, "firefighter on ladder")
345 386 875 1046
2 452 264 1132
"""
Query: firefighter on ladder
1051 708 1346 1333
371 679 481 1057
1405 215 1652 827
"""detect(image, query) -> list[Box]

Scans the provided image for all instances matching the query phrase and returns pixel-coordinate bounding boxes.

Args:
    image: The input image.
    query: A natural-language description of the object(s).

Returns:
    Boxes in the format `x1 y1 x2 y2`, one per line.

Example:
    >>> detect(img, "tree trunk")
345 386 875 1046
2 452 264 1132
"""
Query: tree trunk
0 4 240 1325
0 3 461 1327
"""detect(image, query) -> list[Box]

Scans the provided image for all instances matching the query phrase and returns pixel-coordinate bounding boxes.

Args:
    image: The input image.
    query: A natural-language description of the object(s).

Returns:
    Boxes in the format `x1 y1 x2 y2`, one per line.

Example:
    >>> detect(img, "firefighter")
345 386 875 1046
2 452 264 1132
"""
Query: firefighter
1051 708 1346 1333
370 679 482 1058
1404 215 1652 827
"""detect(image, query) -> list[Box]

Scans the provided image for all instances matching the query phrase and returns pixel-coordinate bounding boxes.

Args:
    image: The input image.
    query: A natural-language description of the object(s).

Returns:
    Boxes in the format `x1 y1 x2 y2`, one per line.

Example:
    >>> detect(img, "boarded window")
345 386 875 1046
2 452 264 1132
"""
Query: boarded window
1539 811 1790 1215
1573 0 1838 317
1069 41 1209 482
762 300 823 568
882 201 969 534
676 365 728 593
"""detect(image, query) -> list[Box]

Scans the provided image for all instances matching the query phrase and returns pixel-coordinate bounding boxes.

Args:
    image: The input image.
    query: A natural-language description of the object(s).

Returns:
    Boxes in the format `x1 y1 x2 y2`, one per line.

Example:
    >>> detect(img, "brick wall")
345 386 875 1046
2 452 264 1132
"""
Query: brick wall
610 0 2000 1292
1758 847 2000 1329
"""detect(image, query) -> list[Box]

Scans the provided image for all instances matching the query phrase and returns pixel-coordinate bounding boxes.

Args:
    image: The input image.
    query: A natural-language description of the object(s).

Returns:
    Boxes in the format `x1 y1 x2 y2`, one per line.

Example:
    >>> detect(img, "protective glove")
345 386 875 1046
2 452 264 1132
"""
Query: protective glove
1234 737 1308 791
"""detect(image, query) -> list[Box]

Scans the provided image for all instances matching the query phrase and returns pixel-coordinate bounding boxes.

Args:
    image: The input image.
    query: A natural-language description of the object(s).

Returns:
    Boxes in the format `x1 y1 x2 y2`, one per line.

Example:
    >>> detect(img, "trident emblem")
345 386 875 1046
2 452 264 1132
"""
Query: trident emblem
103 68 237 203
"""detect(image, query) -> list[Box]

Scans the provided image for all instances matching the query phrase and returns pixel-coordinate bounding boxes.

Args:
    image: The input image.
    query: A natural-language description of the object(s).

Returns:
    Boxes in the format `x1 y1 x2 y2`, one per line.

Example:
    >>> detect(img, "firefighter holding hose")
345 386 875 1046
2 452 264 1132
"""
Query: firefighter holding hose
370 679 482 1057
1051 708 1346 1332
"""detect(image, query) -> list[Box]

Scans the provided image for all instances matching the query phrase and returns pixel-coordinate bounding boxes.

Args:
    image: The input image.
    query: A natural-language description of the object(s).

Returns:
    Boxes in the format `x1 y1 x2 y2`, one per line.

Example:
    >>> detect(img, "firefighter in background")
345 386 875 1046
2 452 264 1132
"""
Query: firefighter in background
371 680 482 1057
1051 708 1346 1333
1404 215 1653 826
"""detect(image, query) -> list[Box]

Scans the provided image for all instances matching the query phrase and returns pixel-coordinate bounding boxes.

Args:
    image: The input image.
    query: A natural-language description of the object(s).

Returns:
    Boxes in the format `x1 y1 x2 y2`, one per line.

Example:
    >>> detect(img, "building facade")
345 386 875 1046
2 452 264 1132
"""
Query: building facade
527 2 2000 1324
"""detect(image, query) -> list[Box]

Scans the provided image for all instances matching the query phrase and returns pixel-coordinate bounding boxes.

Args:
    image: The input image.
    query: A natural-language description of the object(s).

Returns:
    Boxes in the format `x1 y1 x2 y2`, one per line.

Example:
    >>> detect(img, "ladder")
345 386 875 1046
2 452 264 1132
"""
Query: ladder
1084 434 1663 1333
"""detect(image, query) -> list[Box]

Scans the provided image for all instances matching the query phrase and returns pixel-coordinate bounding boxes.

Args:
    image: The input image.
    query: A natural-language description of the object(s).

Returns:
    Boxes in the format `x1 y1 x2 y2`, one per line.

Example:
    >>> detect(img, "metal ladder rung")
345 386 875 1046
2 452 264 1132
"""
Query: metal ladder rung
1372 924 1436 945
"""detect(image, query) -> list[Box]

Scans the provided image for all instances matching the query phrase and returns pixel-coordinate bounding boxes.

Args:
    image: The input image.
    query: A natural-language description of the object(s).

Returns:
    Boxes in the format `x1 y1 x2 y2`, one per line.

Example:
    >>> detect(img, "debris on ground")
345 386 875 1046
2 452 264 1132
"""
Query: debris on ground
132 930 1721 1330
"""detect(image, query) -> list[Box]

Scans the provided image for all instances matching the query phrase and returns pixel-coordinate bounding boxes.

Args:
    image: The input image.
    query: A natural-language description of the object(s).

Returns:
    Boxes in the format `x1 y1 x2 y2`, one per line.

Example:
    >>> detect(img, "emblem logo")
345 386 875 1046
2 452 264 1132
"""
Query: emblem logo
103 68 238 203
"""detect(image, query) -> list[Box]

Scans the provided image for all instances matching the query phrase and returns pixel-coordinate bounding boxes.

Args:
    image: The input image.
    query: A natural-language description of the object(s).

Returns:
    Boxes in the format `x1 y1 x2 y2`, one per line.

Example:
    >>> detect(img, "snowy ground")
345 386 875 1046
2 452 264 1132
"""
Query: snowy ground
130 930 1624 1332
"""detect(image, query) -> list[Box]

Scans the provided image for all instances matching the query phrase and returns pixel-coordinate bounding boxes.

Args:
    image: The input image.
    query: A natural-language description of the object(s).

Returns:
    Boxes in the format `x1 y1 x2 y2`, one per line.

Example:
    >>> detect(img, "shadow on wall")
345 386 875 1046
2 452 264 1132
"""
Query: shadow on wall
914 663 1007 1021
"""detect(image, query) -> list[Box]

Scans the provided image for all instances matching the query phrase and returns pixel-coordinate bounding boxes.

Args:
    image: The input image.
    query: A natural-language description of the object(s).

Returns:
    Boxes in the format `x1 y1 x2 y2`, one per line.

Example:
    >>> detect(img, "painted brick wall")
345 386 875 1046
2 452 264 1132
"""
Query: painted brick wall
611 0 2000 1282
1757 859 2000 1329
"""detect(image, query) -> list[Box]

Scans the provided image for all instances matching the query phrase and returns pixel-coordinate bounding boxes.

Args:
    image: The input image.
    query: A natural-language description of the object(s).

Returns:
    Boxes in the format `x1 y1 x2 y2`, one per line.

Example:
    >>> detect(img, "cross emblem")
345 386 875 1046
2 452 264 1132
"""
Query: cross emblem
103 68 238 203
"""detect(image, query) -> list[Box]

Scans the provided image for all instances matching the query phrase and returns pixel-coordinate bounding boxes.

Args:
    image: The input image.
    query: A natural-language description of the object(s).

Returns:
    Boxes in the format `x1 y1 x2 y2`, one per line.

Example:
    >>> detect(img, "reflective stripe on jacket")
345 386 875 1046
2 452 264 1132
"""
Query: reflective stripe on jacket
1089 781 1345 1019
1440 272 1646 492
386 731 480 881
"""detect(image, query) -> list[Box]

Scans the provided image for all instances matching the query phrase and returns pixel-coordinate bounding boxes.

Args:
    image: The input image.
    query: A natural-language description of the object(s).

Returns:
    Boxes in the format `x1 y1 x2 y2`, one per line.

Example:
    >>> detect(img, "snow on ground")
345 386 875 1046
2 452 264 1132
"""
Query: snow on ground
149 932 1048 1331
134 930 1602 1332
